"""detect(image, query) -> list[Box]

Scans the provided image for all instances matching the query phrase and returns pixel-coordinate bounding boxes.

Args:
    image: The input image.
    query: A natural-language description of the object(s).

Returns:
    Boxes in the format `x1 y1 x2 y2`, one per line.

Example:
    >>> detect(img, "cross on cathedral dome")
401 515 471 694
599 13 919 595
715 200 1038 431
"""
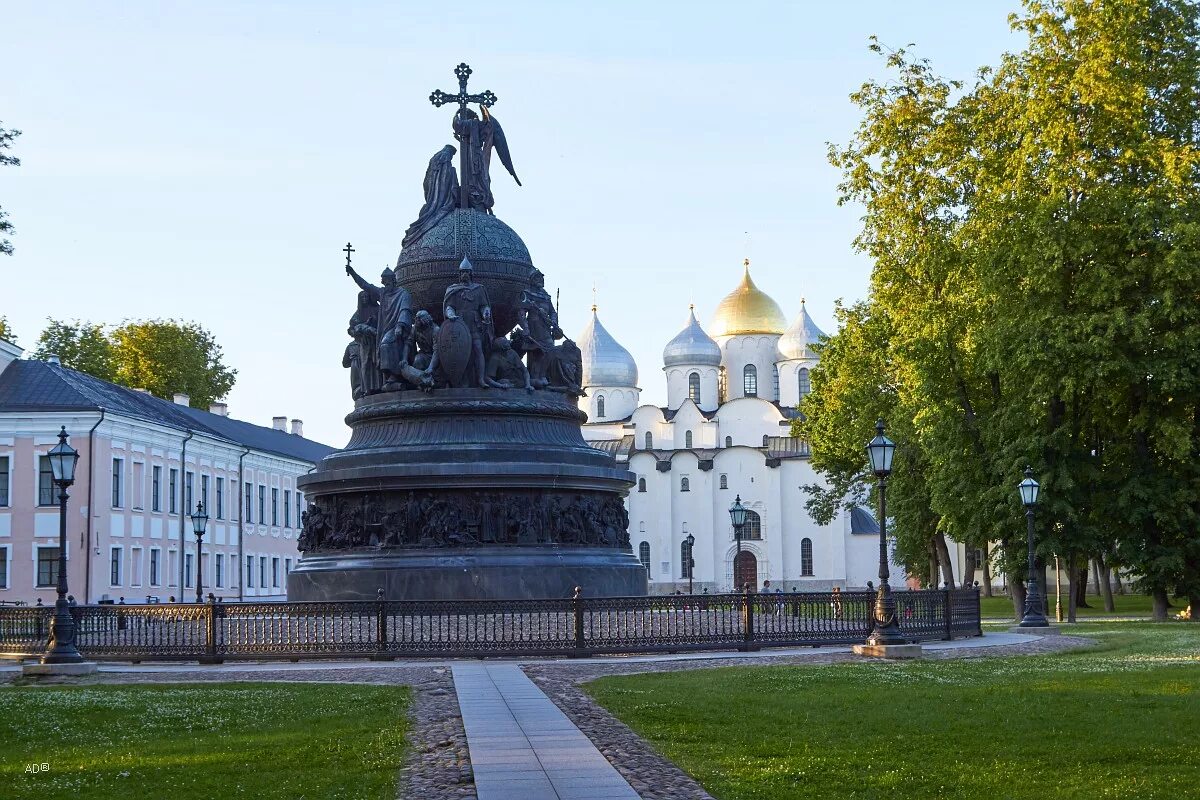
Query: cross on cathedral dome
709 259 788 337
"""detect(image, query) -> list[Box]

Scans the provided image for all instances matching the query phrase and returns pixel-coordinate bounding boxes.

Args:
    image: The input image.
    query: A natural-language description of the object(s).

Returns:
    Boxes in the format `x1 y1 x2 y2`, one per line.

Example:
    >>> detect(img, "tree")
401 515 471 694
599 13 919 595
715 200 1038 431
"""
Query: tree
0 122 20 256
0 316 14 343
111 320 237 408
817 0 1200 619
34 320 116 381
32 318 237 408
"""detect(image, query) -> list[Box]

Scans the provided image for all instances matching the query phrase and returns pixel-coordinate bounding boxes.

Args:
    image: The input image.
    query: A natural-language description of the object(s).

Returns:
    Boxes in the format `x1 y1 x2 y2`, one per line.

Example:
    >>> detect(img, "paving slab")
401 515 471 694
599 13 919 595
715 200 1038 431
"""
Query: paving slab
454 662 641 800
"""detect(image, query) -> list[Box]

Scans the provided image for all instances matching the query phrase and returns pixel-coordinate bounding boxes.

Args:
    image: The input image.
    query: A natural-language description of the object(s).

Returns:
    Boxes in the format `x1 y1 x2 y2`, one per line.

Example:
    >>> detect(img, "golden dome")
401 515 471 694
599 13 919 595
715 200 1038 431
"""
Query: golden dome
709 259 787 337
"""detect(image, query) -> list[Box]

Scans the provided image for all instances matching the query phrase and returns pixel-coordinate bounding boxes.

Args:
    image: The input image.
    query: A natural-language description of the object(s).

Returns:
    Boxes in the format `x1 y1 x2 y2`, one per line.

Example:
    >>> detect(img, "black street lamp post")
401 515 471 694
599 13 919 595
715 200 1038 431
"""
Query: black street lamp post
190 502 209 604
41 427 83 664
1018 467 1050 627
865 420 906 646
685 533 695 594
728 495 747 591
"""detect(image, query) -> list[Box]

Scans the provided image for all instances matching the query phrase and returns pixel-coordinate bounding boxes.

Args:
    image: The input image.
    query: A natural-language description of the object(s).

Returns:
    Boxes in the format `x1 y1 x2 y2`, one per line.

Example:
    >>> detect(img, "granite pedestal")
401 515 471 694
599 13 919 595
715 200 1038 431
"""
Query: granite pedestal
290 388 646 601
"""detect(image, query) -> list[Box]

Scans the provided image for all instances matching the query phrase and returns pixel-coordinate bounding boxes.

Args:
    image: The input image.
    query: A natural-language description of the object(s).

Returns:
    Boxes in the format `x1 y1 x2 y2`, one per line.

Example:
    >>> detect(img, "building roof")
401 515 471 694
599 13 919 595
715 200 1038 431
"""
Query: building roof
850 506 880 535
709 260 787 337
777 299 827 360
663 307 722 368
578 307 639 388
0 360 335 464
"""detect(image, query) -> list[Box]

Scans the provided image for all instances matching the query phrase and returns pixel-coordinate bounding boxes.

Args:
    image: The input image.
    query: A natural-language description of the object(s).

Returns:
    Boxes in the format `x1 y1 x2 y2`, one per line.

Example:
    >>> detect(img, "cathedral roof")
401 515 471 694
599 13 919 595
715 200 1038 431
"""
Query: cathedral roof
709 260 787 337
777 299 827 360
662 306 722 368
578 307 639 388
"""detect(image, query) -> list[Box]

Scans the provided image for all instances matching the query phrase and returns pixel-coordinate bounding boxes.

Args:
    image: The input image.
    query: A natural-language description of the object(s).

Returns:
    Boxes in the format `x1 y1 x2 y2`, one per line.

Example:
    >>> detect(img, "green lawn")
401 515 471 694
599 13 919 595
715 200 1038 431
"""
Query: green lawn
0 682 409 800
978 592 1183 619
586 624 1200 800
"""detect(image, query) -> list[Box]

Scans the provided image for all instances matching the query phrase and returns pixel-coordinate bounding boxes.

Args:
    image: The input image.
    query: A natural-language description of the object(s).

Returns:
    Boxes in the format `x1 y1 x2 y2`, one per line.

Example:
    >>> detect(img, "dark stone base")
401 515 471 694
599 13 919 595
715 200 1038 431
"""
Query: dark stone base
287 546 649 601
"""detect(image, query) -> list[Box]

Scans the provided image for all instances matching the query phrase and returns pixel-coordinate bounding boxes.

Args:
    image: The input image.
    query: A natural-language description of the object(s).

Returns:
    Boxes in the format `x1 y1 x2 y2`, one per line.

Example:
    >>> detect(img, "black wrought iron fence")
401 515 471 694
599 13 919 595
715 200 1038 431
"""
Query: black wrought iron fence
0 588 981 662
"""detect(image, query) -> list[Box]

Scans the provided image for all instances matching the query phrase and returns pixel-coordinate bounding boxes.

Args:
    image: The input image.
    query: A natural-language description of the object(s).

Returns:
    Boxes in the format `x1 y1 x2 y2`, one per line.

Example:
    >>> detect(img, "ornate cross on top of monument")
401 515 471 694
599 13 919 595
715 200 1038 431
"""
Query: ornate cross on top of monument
428 63 497 112
428 63 519 211
343 242 355 270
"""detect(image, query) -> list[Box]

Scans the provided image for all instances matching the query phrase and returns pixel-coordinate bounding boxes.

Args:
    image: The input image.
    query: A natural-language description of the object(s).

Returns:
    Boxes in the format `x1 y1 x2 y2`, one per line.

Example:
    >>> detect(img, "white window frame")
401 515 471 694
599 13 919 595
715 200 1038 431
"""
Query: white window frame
0 543 11 589
35 544 63 588
130 546 143 587
112 457 124 508
110 545 123 587
0 454 11 508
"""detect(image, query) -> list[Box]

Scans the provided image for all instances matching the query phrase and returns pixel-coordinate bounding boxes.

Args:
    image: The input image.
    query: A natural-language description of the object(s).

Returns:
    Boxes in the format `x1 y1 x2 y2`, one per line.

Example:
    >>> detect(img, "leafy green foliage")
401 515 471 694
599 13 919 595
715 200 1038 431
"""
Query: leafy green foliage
34 320 116 382
0 315 14 343
0 682 409 800
32 318 237 407
810 0 1200 609
110 320 237 408
588 624 1200 800
0 122 18 256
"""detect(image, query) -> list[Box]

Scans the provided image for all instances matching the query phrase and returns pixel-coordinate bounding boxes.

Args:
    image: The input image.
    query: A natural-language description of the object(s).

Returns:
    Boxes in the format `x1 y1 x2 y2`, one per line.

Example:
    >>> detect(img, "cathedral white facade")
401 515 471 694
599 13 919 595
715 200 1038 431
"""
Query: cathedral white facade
580 261 903 594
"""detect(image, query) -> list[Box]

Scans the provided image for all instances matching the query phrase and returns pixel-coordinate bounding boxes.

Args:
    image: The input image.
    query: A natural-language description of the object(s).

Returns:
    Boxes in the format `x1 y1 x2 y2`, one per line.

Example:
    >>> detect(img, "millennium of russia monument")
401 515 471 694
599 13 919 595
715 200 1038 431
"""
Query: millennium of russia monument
288 64 648 601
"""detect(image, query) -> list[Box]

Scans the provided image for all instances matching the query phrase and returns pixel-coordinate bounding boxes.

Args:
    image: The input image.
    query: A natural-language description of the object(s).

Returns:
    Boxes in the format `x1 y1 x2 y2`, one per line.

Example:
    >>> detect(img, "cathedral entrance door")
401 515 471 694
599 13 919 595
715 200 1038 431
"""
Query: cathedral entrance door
733 551 757 591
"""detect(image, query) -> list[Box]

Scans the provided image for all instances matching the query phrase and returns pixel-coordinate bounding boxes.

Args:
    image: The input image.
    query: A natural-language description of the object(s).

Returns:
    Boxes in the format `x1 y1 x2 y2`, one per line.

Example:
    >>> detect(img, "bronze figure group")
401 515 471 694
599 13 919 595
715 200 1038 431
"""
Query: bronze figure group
343 257 582 397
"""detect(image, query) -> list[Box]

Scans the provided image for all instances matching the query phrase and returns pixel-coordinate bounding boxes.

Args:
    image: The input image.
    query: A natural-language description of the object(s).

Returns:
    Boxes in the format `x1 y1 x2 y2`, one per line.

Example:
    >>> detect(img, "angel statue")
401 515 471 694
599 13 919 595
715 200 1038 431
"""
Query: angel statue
453 106 520 213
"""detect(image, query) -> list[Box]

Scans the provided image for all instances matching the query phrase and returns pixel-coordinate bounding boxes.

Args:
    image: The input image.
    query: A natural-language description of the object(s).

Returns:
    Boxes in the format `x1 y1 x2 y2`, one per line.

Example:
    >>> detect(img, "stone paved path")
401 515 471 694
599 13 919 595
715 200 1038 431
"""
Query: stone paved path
453 662 640 800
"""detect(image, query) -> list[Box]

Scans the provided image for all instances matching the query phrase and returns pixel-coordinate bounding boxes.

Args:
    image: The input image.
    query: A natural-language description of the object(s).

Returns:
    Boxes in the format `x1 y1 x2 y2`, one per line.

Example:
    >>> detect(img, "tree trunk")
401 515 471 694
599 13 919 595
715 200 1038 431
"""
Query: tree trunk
1009 573 1026 621
981 543 993 597
1075 565 1090 608
1151 587 1170 621
926 538 939 589
1066 552 1078 623
1114 568 1125 595
934 533 956 588
962 547 977 590
1097 553 1115 612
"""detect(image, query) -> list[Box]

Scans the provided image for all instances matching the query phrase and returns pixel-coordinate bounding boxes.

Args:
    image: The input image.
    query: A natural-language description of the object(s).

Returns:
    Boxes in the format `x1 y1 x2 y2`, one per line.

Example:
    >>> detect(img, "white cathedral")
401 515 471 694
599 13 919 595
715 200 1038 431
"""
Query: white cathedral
580 261 904 594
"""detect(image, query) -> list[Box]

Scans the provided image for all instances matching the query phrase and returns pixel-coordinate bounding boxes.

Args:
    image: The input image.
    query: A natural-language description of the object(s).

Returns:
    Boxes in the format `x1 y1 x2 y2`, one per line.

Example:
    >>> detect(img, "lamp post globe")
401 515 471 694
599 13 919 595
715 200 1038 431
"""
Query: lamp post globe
42 427 84 665
685 533 696 594
864 420 906 647
190 502 209 604
1018 467 1050 627
728 495 747 591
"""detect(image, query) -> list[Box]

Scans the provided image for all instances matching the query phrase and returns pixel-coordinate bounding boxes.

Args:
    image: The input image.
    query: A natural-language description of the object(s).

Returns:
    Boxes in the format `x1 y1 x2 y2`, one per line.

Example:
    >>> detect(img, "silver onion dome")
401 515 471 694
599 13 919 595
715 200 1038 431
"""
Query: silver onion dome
663 306 722 367
578 307 639 387
777 299 827 360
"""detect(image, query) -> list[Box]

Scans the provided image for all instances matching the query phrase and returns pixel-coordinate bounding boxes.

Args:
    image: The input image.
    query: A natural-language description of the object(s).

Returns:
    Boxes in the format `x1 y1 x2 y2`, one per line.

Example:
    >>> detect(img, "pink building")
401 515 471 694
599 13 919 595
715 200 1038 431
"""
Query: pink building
0 338 334 604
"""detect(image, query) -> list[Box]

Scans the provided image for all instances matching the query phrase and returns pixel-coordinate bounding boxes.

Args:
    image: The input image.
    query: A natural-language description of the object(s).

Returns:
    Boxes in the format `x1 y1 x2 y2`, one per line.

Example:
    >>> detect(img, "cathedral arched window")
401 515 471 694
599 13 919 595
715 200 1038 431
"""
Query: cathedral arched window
688 372 701 404
638 541 651 572
680 477 690 492
596 395 606 418
681 538 693 579
684 430 693 449
801 537 814 576
719 474 728 490
798 368 811 398
645 432 653 449
743 510 762 540
725 436 732 448
743 364 758 397
638 477 646 493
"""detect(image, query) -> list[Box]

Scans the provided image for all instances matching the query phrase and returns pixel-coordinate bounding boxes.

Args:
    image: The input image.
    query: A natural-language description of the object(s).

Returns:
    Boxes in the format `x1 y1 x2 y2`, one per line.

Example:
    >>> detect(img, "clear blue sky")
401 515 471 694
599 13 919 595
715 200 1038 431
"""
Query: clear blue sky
3 1 1023 447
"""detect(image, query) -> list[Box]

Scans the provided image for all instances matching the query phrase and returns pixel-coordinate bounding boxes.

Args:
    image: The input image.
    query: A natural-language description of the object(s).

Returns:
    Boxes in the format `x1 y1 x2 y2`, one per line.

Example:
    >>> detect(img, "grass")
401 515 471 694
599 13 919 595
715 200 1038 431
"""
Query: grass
978 592 1183 618
0 682 410 800
585 624 1200 800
